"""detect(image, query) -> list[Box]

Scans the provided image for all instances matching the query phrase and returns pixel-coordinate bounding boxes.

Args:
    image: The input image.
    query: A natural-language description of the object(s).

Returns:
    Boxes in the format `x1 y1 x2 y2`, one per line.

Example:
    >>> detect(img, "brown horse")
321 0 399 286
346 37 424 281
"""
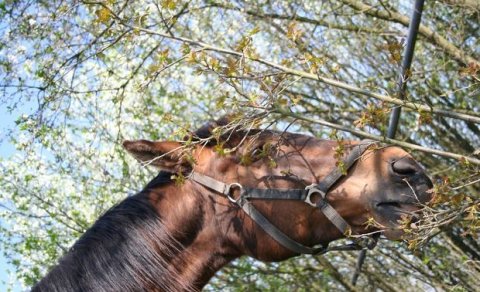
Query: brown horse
33 120 433 291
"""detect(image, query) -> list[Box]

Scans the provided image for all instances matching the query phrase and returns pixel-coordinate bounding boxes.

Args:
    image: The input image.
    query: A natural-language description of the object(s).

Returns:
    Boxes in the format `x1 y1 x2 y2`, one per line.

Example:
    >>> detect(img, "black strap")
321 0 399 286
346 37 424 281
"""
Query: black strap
237 197 327 254
314 140 375 194
243 188 307 200
189 172 231 195
317 200 350 234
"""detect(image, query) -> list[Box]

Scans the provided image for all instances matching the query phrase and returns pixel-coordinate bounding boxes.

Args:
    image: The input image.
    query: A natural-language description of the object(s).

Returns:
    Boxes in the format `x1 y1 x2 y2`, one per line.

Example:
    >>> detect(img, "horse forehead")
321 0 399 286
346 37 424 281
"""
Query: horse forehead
257 131 312 146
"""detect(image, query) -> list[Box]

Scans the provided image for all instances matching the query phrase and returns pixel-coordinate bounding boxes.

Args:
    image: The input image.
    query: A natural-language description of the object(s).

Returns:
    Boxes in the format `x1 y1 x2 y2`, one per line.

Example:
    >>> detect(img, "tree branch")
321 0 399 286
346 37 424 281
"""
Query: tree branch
439 0 480 10
209 2 399 35
340 0 480 67
115 24 480 124
274 107 480 165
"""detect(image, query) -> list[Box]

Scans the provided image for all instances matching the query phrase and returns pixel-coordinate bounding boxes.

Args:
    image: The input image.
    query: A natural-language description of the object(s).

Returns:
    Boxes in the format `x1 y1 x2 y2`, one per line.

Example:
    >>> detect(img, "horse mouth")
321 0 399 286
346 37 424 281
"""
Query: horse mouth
372 201 423 239
375 201 422 228
376 201 420 212
375 201 422 218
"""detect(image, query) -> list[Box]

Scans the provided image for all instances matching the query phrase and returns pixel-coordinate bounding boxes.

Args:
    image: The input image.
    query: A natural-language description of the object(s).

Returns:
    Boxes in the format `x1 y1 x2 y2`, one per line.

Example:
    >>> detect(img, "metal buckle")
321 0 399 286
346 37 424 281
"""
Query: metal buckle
304 184 326 207
354 236 377 250
226 183 243 203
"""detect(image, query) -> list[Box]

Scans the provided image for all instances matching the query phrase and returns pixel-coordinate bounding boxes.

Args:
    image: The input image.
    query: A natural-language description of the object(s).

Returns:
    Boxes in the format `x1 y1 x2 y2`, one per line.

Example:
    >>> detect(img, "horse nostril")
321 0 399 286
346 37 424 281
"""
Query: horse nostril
391 159 419 176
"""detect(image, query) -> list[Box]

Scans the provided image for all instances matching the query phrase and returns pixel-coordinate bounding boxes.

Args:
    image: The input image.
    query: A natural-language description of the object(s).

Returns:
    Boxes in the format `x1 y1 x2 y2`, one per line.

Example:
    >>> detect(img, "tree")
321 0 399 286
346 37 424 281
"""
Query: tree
0 0 479 290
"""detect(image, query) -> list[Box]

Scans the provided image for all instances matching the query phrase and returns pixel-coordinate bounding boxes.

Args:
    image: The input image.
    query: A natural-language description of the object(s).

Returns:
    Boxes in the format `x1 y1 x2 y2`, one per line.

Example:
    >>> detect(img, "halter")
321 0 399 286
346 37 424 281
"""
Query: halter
189 140 379 255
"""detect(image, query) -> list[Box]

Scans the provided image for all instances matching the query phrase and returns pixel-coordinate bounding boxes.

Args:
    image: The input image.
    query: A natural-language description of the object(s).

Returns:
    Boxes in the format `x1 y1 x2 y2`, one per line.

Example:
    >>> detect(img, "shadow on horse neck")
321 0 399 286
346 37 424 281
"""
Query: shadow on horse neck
33 122 433 291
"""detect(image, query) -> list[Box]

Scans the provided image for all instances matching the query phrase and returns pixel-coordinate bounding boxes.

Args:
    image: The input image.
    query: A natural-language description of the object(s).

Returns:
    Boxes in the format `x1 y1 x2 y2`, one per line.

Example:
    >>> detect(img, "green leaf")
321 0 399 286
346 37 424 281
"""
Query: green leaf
161 0 176 10
95 7 111 24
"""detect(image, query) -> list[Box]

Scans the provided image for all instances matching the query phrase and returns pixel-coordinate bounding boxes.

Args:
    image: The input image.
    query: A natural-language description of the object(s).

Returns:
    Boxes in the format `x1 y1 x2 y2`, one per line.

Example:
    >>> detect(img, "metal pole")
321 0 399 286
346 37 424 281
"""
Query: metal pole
351 246 367 286
387 0 425 139
353 0 425 286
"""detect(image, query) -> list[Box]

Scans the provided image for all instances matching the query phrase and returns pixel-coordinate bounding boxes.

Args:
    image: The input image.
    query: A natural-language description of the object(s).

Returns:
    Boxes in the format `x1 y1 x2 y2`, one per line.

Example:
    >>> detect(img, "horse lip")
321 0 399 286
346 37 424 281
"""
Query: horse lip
373 201 422 225
374 200 420 208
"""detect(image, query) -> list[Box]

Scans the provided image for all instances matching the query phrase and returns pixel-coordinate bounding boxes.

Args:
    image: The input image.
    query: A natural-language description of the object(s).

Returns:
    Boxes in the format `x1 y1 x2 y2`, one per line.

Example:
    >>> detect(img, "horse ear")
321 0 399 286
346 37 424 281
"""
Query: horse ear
122 140 188 172
192 115 233 139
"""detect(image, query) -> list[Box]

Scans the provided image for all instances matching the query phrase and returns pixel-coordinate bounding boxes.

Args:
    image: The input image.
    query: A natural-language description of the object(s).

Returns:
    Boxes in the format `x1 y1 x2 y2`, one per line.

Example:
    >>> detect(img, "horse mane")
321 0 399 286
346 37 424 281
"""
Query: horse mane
33 171 195 292
143 170 174 190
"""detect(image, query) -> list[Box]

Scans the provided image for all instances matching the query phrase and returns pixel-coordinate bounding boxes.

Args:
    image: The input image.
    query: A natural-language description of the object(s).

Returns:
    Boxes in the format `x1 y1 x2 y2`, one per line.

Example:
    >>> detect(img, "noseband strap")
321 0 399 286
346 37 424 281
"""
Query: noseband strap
189 140 377 255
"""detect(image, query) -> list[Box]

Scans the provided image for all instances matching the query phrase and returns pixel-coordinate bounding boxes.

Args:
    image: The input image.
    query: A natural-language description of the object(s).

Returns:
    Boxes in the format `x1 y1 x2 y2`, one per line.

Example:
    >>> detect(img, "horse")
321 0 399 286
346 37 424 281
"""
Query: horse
32 119 433 291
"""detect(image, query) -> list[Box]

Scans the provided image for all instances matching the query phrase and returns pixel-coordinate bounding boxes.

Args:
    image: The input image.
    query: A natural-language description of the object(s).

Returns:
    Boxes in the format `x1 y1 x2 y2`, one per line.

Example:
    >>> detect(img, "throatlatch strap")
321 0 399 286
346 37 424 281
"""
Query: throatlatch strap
238 199 327 254
317 201 350 235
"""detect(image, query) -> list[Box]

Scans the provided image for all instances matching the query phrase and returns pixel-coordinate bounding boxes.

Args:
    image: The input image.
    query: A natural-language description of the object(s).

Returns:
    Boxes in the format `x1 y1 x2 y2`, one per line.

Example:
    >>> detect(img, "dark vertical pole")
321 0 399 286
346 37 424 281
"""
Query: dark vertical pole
351 247 367 285
387 0 425 139
352 0 425 286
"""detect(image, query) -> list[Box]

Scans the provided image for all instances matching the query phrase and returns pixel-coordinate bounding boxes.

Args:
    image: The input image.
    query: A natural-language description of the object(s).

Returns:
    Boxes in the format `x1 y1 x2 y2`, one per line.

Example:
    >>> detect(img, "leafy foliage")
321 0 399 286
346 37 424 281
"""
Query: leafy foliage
0 0 479 290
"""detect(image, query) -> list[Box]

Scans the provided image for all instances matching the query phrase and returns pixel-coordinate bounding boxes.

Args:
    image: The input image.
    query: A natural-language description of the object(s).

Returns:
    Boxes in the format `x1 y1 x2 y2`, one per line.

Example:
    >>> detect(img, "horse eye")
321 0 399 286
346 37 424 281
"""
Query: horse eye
251 146 264 158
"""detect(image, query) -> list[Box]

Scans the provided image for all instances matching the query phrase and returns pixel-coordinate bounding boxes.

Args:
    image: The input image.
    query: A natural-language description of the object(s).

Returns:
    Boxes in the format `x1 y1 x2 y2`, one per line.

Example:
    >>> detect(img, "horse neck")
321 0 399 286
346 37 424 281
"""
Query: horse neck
146 180 240 290
33 180 236 291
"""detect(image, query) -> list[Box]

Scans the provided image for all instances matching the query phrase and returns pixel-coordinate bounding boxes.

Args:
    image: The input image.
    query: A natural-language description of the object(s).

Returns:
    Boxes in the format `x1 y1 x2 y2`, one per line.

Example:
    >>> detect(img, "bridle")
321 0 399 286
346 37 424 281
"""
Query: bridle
189 140 379 255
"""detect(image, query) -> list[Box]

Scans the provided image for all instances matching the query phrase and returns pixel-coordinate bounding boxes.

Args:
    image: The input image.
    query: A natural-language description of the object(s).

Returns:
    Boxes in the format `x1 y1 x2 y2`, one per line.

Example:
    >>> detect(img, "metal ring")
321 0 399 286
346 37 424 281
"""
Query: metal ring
304 184 325 207
226 183 243 203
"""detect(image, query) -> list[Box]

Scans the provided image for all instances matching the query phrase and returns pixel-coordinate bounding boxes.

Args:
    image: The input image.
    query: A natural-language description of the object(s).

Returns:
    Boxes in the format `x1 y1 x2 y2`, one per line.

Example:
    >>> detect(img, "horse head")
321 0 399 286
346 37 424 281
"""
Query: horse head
123 121 433 262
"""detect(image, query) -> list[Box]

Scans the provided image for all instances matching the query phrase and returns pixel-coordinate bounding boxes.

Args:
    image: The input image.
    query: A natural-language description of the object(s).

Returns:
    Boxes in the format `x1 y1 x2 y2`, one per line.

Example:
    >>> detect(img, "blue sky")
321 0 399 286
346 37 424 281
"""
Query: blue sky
0 107 15 290
0 100 35 291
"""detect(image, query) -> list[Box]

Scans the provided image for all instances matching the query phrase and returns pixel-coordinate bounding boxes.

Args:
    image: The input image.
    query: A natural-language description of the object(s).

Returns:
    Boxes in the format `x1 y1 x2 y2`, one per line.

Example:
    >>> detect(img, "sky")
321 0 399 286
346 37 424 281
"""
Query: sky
0 110 14 290
0 100 35 291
